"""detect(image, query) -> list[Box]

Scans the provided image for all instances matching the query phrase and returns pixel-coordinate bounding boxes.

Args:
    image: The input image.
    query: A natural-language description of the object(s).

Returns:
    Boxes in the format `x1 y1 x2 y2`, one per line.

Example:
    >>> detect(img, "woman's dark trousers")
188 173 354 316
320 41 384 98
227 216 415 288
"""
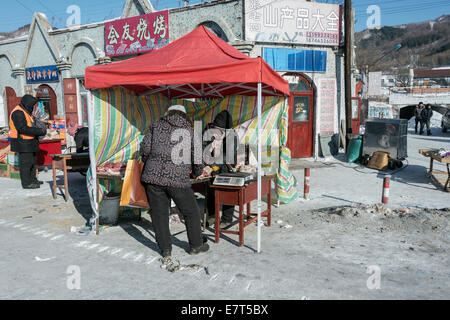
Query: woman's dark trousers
145 184 203 253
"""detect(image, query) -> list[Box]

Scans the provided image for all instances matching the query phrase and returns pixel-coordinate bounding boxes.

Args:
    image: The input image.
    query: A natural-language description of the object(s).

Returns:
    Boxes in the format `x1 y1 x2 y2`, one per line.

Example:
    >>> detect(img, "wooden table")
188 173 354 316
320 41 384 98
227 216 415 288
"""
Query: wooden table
209 176 272 247
51 153 90 201
419 149 450 192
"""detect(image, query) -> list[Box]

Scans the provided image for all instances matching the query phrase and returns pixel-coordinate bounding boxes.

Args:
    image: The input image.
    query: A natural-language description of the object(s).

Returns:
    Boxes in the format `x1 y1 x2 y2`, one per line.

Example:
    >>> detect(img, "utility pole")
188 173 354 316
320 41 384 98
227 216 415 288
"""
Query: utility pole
344 0 353 149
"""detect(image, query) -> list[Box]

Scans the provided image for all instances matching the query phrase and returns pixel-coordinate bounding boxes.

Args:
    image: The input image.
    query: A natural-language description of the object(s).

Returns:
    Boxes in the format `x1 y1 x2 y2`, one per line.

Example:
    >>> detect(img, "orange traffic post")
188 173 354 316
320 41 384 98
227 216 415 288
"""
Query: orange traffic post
382 175 391 204
304 168 310 200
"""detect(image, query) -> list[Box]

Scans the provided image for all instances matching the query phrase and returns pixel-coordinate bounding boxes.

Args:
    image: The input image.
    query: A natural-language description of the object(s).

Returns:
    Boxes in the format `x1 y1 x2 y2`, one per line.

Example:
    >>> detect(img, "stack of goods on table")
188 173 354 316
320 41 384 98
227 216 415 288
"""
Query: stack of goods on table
435 148 450 158
44 119 66 144
97 162 127 176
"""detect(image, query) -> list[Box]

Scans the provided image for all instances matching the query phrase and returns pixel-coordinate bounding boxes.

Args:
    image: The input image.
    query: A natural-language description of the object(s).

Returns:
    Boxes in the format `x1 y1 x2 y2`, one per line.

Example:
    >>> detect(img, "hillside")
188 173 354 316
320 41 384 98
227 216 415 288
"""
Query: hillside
0 24 30 41
355 15 450 72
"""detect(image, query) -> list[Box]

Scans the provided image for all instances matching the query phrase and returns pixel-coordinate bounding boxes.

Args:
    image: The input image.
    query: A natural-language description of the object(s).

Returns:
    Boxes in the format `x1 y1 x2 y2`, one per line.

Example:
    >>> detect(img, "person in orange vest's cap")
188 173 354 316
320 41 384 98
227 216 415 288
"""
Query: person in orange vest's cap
9 95 47 189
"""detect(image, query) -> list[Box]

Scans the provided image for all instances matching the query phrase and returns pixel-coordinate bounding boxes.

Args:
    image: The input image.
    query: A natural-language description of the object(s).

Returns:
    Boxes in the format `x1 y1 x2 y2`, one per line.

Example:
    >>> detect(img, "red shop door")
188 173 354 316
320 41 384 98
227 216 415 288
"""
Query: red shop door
351 97 361 134
288 75 314 158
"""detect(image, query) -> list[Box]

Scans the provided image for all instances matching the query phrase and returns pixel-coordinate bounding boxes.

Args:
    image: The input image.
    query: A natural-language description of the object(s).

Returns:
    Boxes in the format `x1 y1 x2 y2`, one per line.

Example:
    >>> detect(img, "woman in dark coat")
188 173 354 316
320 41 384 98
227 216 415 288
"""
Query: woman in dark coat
140 105 209 258
202 110 239 227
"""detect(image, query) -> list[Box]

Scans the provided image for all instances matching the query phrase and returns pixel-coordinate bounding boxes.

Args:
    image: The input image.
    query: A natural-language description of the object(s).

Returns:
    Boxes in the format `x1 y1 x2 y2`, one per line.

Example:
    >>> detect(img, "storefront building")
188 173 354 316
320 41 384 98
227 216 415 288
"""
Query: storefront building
0 0 357 158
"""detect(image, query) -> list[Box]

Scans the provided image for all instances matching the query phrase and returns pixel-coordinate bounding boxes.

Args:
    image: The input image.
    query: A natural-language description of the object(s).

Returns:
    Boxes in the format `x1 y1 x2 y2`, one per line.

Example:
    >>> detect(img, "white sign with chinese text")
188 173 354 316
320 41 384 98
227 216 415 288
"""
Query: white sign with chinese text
318 78 337 133
368 71 382 96
245 0 342 46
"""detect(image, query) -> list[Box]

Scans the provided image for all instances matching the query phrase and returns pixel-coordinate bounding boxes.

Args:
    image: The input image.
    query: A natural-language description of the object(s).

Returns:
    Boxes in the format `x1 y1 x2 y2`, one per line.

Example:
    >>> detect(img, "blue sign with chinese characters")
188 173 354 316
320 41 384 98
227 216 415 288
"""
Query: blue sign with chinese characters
26 65 59 83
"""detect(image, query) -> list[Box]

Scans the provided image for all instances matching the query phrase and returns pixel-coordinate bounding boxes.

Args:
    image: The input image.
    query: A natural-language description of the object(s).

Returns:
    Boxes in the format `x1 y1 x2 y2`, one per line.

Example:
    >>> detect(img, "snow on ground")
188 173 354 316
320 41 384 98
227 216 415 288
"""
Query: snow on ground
0 118 449 299
288 116 449 211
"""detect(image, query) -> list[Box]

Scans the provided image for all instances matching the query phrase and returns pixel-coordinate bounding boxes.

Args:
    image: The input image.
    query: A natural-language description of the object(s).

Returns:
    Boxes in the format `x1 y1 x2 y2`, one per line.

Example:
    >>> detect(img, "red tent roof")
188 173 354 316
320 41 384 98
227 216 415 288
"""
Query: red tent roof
85 26 289 98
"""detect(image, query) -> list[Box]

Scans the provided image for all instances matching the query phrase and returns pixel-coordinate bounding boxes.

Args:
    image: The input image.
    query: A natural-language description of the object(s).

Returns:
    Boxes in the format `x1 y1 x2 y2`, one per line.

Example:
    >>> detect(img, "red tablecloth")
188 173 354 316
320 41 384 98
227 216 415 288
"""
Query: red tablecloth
37 139 62 166
1 138 62 166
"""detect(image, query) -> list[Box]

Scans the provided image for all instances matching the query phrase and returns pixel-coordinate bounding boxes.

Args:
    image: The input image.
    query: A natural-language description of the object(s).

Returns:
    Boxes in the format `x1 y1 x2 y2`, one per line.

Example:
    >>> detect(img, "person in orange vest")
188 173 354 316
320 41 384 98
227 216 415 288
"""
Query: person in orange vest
9 95 47 189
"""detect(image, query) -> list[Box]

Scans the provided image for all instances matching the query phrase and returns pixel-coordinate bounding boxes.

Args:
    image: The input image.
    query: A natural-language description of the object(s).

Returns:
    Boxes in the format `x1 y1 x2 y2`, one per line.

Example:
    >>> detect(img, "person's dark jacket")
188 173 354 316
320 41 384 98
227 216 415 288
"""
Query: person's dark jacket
74 127 89 153
414 107 422 120
10 95 47 153
140 113 204 188
202 110 239 173
420 107 433 121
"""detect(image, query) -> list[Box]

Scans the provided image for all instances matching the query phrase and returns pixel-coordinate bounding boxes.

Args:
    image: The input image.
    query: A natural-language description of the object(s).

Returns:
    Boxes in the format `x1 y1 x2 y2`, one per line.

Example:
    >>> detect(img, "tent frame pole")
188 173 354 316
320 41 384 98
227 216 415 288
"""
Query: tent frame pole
257 82 262 253
87 90 99 235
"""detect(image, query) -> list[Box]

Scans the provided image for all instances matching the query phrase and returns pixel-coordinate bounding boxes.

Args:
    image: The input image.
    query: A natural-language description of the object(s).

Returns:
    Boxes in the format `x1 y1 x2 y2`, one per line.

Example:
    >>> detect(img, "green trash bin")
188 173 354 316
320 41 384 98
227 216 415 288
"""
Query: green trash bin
346 134 363 163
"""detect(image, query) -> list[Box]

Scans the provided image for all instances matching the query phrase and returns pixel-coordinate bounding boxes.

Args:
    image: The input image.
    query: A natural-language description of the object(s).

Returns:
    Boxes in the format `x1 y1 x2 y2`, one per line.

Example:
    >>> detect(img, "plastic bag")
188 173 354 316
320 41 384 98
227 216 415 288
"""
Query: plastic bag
120 159 149 208
346 135 363 163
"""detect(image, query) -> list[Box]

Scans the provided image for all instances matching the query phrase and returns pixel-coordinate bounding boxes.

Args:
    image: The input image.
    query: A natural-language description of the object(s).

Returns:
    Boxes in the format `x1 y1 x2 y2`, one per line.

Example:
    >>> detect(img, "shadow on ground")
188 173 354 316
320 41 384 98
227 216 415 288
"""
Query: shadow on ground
50 171 93 225
378 164 443 191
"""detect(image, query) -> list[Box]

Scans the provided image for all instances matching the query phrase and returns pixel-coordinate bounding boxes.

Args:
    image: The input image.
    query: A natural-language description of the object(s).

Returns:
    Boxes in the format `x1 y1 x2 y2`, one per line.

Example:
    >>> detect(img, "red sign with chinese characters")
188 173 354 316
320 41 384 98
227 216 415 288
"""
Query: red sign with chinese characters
105 11 169 57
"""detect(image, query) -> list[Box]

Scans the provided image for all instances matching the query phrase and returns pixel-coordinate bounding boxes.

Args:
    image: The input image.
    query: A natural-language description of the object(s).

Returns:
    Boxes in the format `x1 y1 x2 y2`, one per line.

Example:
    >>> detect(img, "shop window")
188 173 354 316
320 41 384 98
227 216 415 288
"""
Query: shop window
292 96 310 122
36 85 56 120
37 100 51 120
352 99 359 119
79 79 88 126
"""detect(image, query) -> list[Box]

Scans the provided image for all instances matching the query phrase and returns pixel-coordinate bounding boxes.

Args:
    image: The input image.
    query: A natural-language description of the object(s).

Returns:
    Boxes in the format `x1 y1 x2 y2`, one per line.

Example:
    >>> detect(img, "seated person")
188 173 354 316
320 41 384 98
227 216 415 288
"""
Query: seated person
203 110 241 227
68 121 89 153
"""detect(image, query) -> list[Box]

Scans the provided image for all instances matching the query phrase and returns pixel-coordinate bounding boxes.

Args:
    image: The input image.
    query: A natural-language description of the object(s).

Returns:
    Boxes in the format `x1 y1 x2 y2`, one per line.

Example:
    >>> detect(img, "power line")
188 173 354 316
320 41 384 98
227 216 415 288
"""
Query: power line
354 1 449 16
34 0 58 17
355 0 449 12
14 0 34 14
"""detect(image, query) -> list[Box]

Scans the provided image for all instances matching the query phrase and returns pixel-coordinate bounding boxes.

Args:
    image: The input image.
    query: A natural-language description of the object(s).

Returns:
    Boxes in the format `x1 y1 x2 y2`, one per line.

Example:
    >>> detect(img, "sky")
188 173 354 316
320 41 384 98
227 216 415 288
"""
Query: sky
0 0 449 33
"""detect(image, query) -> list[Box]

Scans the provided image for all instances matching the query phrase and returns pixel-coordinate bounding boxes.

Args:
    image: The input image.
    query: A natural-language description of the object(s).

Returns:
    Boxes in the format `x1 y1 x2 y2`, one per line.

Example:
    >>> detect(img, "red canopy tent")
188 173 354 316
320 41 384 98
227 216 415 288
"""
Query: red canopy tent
85 25 289 98
84 26 290 252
